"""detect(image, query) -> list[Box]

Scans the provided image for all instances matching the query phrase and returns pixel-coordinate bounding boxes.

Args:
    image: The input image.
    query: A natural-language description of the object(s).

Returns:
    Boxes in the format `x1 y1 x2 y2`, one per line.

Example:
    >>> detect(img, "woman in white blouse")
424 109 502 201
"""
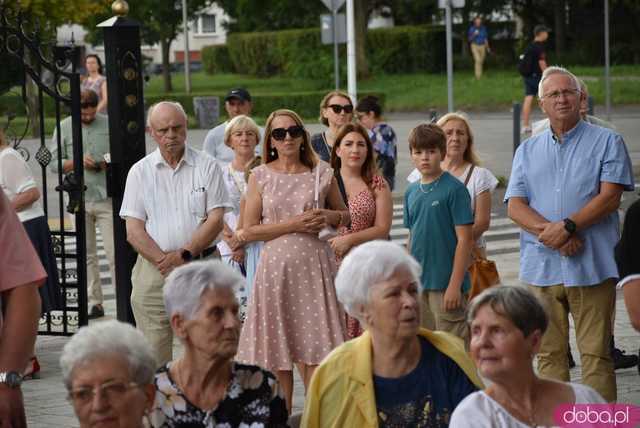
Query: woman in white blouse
408 112 498 257
218 115 261 317
450 286 605 427
0 130 62 378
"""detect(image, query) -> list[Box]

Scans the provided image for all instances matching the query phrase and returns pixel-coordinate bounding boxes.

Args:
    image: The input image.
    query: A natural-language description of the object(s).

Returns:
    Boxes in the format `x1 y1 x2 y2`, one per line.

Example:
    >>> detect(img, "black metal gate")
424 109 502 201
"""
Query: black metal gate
1 10 88 335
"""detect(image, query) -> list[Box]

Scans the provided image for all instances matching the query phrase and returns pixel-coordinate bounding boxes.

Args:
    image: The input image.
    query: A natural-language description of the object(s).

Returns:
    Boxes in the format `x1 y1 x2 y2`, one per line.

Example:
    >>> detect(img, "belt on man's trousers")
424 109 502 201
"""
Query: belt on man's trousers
194 246 217 260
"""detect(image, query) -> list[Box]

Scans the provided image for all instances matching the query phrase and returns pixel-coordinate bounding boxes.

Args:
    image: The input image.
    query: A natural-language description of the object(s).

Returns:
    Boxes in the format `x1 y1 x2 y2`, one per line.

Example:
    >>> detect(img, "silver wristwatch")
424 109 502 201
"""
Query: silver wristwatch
0 371 23 388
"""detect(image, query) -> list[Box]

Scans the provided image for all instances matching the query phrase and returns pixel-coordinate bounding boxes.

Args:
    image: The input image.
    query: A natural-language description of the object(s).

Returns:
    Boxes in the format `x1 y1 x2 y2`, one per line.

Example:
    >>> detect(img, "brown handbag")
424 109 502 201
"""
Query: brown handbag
463 165 501 300
468 247 501 300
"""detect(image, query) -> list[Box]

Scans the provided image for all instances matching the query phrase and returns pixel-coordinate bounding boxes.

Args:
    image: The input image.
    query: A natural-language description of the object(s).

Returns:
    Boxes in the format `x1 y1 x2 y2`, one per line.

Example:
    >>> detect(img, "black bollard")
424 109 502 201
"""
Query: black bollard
513 102 521 156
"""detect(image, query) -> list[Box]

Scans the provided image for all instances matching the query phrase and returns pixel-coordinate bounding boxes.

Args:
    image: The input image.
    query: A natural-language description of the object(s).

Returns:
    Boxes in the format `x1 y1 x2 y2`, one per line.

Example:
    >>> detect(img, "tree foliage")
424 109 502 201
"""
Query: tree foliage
81 0 212 92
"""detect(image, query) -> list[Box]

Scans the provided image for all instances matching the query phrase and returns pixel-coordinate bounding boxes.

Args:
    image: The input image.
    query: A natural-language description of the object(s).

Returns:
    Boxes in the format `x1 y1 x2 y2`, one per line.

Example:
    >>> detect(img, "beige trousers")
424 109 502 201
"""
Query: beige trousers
85 199 115 307
420 290 469 342
131 255 173 366
131 251 220 366
528 279 617 402
470 43 487 79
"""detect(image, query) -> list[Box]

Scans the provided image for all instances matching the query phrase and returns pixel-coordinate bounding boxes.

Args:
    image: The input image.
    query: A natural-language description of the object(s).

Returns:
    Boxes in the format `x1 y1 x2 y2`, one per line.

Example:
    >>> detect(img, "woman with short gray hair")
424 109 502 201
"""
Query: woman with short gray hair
450 286 605 427
60 320 156 428
303 240 482 427
149 260 288 427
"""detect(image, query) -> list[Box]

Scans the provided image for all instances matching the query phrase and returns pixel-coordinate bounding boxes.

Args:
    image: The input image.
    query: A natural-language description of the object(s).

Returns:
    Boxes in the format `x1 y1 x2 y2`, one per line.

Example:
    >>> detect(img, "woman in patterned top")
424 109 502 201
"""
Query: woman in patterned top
355 95 398 190
149 261 288 427
81 54 108 114
329 123 393 338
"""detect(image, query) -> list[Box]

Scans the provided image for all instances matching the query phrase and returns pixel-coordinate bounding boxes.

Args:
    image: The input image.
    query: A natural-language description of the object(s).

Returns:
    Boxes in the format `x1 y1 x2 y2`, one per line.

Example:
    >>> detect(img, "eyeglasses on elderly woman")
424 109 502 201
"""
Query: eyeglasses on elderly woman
60 320 157 428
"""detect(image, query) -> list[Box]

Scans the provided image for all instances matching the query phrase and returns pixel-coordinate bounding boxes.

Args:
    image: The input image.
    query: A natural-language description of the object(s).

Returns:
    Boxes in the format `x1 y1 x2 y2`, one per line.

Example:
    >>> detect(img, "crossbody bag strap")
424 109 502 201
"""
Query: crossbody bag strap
464 164 475 186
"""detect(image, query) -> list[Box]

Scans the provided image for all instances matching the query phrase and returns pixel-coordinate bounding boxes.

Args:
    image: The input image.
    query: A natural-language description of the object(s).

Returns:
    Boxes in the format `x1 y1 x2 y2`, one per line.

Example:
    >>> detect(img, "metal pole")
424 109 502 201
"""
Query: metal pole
513 102 521 155
445 0 454 112
332 8 339 90
182 0 191 94
604 0 611 121
346 0 357 103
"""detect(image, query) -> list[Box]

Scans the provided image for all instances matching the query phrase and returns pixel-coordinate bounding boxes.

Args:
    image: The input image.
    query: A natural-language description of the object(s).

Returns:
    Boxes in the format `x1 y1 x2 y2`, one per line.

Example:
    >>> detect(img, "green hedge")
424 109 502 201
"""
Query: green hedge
201 45 234 74
204 25 447 80
144 91 384 124
366 26 445 74
0 93 62 118
2 90 383 123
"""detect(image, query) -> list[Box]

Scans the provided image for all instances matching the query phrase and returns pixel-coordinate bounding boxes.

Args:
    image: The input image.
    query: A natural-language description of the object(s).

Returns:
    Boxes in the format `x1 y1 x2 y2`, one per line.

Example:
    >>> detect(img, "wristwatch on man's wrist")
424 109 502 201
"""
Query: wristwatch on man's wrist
563 218 577 235
180 248 193 262
0 371 23 389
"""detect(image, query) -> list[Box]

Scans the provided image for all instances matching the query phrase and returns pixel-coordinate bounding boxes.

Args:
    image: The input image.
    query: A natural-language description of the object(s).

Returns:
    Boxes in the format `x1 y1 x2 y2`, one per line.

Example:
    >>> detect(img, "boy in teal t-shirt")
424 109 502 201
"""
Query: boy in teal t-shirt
403 123 473 340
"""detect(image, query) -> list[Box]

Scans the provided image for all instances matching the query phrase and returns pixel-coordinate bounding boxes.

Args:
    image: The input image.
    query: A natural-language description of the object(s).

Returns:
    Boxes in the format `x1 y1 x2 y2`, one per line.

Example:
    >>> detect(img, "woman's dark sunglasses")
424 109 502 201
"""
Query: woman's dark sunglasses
271 126 305 141
328 104 354 114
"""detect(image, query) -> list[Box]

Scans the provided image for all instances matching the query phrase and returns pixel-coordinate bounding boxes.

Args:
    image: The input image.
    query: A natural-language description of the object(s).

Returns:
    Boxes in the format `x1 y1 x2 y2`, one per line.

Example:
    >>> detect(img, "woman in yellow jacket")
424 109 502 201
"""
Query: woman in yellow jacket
302 241 483 428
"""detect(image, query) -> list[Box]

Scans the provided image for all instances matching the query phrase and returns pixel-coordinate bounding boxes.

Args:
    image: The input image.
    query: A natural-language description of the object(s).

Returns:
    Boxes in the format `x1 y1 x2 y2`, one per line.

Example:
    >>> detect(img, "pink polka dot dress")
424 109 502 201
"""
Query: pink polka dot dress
237 162 346 371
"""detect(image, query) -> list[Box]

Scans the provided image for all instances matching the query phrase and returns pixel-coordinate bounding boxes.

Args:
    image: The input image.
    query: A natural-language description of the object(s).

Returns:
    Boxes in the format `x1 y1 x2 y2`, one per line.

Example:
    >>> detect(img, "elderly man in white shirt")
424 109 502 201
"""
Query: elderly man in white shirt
120 101 231 365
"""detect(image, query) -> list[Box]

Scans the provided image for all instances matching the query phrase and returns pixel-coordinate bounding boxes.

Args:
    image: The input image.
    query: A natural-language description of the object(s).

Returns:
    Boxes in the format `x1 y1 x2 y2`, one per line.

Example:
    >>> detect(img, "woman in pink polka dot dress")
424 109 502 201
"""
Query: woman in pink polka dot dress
235 109 349 412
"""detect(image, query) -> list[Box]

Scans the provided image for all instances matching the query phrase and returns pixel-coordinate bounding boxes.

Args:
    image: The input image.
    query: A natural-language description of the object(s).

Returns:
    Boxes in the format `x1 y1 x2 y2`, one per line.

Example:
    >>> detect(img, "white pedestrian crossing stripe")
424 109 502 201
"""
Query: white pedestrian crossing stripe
391 203 520 256
65 206 521 302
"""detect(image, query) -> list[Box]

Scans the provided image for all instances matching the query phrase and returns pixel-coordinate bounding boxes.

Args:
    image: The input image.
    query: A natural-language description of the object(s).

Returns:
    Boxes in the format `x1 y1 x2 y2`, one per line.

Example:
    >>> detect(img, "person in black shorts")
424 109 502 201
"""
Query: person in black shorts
521 25 549 134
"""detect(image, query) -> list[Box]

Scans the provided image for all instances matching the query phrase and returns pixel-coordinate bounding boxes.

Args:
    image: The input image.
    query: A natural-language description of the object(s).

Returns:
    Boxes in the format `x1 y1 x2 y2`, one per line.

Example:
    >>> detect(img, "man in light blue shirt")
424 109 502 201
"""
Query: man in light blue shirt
505 66 634 402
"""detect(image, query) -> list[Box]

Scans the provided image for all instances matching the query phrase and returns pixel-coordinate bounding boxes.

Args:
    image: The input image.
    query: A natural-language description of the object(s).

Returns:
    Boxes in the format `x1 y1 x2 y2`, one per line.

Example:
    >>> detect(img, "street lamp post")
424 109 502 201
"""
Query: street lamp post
182 0 191 94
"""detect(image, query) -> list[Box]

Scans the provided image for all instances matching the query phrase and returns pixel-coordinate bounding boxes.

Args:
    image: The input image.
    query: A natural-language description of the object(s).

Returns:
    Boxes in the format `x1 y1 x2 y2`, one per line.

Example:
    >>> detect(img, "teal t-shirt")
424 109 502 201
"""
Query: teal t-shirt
403 172 473 292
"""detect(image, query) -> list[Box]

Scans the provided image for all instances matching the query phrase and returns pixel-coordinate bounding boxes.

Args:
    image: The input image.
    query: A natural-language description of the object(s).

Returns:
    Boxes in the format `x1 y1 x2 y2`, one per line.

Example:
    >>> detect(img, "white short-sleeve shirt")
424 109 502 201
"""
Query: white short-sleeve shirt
449 383 606 428
408 164 498 247
0 147 44 222
119 145 232 252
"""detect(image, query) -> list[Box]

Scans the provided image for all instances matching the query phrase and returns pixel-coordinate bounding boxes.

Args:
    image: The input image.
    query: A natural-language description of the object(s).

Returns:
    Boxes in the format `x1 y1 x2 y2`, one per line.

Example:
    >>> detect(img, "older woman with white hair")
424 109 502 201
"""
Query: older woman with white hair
60 320 156 428
302 240 482 428
149 260 288 427
450 286 605 427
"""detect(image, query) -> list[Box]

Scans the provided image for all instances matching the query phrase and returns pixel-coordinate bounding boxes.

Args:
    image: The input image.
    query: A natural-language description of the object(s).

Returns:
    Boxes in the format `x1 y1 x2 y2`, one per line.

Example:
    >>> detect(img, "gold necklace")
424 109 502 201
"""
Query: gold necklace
418 173 443 195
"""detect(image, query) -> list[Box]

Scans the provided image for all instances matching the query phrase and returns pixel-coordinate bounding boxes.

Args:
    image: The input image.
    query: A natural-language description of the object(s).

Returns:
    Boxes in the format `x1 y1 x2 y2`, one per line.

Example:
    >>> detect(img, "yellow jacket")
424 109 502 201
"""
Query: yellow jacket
301 328 483 428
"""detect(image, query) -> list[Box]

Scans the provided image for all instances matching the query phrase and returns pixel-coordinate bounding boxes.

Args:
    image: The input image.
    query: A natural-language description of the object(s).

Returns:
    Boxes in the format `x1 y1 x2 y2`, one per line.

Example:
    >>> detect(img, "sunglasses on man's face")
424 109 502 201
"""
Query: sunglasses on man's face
271 125 305 141
328 104 354 114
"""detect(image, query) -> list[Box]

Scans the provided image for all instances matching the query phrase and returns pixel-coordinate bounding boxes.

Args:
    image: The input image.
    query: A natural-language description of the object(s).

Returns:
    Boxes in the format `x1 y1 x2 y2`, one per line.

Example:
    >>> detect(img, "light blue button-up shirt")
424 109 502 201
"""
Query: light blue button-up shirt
505 120 634 287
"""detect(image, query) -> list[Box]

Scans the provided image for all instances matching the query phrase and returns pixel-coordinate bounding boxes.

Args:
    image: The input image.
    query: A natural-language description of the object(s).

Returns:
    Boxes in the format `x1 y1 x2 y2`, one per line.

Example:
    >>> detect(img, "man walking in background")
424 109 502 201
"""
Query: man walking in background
468 16 490 80
519 25 549 134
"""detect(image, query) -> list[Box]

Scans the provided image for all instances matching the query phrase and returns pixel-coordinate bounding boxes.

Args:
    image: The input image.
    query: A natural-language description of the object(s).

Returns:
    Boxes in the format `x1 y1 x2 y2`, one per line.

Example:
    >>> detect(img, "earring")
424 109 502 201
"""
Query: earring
301 145 305 151
270 149 276 157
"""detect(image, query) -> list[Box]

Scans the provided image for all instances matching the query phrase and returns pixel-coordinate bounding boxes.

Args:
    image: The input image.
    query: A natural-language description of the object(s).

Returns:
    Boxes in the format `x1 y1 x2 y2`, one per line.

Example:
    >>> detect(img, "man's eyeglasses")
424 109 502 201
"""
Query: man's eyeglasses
271 126 305 141
67 380 140 405
327 104 354 114
542 89 580 100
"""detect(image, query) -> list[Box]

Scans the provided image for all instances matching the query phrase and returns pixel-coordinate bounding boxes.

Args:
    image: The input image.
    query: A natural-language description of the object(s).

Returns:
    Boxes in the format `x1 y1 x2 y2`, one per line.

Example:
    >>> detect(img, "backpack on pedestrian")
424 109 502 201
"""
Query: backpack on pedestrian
517 46 534 77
